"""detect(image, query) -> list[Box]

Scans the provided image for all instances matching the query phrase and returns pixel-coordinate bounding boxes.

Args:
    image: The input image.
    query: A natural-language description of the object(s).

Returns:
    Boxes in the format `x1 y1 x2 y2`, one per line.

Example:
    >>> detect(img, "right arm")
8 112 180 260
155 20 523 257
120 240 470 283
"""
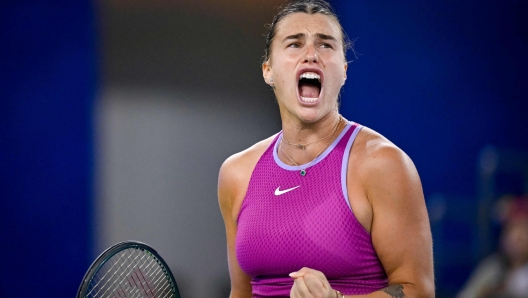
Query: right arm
218 137 276 298
218 154 252 297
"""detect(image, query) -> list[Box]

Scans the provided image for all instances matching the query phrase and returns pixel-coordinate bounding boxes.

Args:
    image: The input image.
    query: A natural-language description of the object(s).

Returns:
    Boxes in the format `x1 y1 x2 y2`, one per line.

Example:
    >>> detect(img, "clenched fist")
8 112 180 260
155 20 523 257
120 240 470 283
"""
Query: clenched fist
289 267 340 298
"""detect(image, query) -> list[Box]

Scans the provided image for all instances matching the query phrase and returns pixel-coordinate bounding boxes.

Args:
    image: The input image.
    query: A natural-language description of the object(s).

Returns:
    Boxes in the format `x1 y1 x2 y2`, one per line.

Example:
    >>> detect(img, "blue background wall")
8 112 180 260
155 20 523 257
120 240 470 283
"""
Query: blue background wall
334 0 528 294
335 0 528 195
0 1 97 297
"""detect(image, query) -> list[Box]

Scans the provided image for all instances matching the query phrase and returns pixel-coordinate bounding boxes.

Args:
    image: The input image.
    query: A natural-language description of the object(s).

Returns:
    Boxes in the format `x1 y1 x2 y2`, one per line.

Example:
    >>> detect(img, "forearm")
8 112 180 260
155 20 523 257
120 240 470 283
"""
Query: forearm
343 283 434 298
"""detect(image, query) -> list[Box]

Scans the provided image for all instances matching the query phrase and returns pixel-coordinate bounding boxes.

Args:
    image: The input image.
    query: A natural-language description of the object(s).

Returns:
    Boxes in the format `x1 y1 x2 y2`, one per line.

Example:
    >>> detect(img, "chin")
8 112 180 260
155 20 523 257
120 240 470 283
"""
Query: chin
294 108 329 124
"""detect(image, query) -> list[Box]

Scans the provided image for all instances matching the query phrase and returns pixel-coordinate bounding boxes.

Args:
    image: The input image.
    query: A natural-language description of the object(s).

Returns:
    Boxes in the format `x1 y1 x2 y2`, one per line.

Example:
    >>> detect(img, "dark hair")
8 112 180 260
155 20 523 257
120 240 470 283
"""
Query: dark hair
262 0 353 64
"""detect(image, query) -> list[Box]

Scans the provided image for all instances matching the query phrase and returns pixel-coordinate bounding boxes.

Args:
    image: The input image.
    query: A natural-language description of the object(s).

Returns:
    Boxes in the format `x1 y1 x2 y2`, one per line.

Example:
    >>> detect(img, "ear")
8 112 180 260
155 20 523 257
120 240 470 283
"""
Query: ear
262 60 273 85
342 62 348 85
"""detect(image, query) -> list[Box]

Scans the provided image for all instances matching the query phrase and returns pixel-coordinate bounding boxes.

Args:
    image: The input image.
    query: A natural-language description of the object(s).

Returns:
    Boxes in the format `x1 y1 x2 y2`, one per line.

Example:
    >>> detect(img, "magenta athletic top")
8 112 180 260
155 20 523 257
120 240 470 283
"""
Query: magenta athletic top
236 121 388 297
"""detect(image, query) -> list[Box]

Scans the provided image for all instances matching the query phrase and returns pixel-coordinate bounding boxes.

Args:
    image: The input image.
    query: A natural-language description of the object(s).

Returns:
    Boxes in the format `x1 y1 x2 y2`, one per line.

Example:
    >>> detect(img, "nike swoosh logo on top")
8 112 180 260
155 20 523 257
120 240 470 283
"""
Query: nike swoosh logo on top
274 186 300 196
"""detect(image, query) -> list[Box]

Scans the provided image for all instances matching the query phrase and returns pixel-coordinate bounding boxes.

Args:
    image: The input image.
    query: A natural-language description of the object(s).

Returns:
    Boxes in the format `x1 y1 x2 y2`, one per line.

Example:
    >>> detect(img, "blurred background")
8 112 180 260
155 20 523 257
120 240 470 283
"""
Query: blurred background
1 0 527 297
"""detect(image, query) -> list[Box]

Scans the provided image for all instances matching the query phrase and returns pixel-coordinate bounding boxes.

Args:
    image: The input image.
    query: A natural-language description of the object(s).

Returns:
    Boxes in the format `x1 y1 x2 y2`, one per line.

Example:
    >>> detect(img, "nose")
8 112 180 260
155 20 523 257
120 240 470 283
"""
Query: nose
304 46 318 63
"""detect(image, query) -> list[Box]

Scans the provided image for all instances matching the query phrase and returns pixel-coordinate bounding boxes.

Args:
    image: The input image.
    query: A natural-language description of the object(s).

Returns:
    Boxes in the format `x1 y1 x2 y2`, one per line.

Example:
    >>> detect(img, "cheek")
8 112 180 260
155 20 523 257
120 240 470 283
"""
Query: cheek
327 72 345 92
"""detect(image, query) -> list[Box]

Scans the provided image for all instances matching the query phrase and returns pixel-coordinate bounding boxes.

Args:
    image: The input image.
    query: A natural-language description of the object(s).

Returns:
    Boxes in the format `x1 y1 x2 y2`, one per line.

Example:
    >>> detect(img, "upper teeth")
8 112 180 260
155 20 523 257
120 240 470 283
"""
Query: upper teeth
301 97 318 103
300 72 320 82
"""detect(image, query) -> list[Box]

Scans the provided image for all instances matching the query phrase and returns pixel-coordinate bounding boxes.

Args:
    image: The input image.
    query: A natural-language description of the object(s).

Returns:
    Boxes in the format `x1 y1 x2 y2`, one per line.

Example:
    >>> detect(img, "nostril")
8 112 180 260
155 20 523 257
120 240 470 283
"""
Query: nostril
304 53 318 63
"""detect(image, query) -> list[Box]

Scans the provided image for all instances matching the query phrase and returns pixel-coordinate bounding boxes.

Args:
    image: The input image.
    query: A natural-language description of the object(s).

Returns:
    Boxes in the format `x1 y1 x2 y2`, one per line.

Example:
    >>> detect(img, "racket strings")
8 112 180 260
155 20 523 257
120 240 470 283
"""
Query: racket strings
91 249 172 298
85 248 175 298
88 250 145 298
90 251 133 297
91 250 141 297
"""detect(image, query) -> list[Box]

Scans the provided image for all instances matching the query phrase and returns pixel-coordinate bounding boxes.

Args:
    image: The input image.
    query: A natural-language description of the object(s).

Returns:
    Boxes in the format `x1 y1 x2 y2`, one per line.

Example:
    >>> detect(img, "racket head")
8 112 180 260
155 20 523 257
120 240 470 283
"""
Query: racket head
77 240 181 298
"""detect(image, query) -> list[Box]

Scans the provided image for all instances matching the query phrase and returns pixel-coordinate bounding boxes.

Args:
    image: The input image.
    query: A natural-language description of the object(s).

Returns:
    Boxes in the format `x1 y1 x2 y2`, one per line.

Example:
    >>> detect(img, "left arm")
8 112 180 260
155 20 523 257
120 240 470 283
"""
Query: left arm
362 142 434 297
290 135 434 298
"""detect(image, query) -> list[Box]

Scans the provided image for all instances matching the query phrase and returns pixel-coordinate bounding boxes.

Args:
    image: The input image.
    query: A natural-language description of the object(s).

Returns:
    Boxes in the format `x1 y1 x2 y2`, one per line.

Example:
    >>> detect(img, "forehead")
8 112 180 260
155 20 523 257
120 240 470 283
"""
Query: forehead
275 12 342 41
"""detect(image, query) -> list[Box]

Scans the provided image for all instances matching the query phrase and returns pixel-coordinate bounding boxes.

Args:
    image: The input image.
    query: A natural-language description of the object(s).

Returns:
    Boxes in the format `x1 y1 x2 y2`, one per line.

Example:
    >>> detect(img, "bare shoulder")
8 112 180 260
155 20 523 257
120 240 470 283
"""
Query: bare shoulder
219 133 278 191
353 126 418 184
350 126 424 214
218 134 278 222
346 126 422 232
353 128 433 297
218 135 278 297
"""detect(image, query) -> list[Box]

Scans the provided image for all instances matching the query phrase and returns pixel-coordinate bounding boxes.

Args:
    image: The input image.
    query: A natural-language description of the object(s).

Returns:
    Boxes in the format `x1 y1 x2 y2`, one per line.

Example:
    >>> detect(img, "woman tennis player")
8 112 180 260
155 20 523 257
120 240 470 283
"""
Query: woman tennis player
218 1 434 297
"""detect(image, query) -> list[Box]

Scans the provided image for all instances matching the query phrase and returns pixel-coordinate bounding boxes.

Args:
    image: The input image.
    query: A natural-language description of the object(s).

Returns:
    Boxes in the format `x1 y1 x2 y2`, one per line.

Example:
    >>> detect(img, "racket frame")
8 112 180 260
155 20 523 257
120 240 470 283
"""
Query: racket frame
76 240 180 298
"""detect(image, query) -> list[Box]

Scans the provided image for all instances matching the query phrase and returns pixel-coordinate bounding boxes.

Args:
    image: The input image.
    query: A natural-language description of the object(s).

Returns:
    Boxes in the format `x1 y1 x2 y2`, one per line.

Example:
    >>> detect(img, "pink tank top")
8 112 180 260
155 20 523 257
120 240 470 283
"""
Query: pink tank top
236 121 388 297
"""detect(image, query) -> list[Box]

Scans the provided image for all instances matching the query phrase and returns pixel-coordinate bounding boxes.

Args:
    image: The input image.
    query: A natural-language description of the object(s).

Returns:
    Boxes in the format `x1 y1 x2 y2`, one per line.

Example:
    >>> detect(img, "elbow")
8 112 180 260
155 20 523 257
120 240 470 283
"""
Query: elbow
406 279 435 298
420 281 436 298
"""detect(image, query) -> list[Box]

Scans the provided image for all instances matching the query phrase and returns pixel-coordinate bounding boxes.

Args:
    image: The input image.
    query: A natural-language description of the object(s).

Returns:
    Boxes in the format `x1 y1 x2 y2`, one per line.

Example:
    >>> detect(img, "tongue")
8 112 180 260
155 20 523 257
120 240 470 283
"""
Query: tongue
299 82 320 98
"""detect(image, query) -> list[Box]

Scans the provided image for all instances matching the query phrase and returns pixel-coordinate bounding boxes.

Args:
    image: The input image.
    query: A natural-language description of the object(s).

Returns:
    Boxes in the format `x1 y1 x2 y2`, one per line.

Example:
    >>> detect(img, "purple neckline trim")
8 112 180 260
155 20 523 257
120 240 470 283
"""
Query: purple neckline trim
340 125 363 211
273 120 353 171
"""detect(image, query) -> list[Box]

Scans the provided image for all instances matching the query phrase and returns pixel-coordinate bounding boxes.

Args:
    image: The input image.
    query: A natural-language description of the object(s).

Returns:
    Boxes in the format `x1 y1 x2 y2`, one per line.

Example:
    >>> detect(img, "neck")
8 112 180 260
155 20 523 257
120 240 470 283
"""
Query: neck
281 111 342 145
278 112 345 165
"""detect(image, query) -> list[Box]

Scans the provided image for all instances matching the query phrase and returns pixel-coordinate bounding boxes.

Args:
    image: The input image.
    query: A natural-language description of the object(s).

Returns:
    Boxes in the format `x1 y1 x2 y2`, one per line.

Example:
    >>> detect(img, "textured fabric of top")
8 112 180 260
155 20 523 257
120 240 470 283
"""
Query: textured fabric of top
236 121 388 297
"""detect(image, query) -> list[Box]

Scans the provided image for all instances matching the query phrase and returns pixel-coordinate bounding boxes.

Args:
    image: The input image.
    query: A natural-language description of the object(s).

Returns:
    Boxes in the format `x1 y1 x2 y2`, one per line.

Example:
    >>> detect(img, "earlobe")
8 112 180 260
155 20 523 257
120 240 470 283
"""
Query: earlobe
266 75 274 86
262 61 273 85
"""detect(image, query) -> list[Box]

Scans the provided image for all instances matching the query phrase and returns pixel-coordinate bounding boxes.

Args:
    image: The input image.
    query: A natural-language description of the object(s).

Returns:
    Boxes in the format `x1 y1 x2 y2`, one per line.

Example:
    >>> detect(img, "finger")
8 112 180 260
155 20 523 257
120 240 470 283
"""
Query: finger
290 268 328 286
291 276 310 297
303 273 327 296
290 267 320 278
306 269 328 284
289 267 306 278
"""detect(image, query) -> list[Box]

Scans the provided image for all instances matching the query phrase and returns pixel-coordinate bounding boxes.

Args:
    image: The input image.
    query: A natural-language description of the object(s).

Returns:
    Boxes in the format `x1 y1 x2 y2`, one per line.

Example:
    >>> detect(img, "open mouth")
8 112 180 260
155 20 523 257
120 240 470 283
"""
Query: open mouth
298 72 321 103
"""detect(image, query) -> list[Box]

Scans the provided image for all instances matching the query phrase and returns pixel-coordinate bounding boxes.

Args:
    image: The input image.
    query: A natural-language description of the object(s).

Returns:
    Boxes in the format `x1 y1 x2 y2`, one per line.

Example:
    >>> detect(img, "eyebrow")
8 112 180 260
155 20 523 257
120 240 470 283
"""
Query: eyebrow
282 33 338 43
282 33 305 42
315 33 337 41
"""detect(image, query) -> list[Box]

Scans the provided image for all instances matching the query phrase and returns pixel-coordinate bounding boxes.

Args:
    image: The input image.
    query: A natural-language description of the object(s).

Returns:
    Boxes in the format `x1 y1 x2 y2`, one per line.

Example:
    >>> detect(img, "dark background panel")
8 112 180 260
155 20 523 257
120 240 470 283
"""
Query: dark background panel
0 0 97 297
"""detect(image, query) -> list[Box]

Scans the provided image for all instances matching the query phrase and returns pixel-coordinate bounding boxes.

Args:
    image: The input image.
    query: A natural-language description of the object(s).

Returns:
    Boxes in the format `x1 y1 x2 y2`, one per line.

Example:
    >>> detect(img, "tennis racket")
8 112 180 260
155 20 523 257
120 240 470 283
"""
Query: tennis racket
77 241 181 298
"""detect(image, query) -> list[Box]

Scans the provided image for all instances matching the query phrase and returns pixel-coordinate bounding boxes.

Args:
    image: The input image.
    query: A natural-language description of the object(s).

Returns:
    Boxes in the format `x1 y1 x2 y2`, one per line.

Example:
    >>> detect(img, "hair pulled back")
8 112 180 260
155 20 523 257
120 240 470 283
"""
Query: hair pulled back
262 0 353 64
